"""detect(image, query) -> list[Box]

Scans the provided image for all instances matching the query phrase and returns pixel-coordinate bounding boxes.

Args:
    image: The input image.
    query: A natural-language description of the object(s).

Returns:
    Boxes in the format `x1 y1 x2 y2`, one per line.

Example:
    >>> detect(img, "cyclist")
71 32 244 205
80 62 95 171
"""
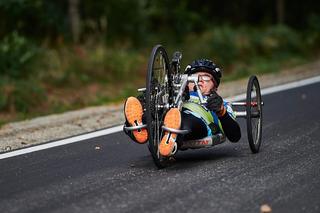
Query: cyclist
124 59 241 157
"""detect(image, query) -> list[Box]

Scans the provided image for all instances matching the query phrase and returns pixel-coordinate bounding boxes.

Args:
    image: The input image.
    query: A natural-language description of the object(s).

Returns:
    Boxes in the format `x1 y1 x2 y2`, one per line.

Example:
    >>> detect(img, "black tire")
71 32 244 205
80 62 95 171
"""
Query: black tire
246 75 263 153
145 45 172 168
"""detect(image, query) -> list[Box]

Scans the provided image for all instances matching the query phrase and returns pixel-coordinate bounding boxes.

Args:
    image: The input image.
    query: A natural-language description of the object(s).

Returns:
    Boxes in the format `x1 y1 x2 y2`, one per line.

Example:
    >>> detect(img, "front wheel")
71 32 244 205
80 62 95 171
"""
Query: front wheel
145 45 172 168
246 75 263 153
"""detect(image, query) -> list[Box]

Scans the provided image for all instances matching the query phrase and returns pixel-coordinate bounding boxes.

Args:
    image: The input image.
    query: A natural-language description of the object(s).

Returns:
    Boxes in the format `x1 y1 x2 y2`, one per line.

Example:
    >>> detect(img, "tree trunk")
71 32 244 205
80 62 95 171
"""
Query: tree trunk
276 0 285 24
69 0 80 43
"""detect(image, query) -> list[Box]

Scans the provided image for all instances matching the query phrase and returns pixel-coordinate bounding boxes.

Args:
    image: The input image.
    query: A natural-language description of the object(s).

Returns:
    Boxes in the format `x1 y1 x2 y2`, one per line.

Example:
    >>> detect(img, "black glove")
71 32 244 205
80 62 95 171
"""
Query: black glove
182 86 190 101
206 91 223 112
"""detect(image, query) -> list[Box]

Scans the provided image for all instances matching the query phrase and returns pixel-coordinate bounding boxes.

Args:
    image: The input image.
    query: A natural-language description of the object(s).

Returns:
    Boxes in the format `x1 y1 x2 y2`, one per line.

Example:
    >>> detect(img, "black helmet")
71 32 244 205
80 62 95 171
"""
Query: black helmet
184 59 222 87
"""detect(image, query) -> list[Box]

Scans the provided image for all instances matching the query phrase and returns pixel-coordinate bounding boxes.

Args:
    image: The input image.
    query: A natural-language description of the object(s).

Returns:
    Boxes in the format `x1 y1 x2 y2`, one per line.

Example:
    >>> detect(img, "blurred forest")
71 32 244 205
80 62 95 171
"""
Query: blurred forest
0 0 320 124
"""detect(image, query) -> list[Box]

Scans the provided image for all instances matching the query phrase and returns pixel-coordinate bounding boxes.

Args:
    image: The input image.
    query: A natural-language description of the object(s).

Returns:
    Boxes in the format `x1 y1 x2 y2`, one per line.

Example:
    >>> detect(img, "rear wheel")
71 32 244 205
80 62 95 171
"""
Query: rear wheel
246 75 263 153
145 45 172 168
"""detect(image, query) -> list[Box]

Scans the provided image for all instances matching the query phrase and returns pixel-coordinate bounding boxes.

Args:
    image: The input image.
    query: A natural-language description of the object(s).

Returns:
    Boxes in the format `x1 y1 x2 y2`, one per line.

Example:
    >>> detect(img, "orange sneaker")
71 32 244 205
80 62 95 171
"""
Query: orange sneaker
124 97 148 144
159 108 181 156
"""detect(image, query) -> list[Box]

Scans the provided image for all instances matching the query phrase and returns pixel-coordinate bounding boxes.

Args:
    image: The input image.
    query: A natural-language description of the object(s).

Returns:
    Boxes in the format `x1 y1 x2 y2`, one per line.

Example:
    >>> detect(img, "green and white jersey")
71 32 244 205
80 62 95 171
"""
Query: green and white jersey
182 91 236 136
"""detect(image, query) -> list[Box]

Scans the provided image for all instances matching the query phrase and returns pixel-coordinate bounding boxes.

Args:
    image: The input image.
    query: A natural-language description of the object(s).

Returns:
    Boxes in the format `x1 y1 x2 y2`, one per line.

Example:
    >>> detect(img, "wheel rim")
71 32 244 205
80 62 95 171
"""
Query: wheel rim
247 76 262 153
146 45 171 167
250 81 262 146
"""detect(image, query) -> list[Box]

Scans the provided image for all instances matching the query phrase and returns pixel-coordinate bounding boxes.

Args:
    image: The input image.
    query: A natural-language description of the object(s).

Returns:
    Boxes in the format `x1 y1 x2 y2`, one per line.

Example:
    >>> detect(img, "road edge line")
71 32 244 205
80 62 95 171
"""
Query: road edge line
1 75 320 159
0 125 123 159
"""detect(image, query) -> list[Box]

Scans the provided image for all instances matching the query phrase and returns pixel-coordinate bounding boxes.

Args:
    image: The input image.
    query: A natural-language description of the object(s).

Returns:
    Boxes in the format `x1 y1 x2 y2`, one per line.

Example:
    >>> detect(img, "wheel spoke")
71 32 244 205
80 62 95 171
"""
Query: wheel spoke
246 75 263 153
146 45 172 168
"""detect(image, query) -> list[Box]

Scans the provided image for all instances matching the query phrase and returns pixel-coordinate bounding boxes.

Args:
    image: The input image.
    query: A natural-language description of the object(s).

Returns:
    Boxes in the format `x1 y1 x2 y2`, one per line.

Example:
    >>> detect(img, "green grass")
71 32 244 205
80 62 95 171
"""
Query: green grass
0 25 319 126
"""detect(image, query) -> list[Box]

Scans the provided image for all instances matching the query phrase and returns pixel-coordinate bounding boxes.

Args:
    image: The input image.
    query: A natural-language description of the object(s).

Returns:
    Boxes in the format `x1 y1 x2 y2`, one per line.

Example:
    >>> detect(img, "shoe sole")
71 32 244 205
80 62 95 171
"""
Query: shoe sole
159 108 181 156
124 97 148 144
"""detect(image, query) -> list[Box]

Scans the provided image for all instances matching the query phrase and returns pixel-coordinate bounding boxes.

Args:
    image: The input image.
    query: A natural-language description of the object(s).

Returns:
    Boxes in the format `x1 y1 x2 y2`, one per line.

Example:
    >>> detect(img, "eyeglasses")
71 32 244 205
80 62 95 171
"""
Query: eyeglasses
198 74 213 82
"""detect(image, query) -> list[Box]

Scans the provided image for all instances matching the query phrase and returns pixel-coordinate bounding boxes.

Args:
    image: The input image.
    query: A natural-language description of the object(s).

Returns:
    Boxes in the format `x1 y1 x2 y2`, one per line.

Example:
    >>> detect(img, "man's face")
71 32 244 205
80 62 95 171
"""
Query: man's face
188 71 216 95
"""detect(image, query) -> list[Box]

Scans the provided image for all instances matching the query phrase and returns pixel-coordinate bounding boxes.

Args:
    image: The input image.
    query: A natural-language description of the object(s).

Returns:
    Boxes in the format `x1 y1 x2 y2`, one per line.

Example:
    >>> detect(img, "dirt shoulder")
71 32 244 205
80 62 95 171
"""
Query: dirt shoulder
1 60 319 153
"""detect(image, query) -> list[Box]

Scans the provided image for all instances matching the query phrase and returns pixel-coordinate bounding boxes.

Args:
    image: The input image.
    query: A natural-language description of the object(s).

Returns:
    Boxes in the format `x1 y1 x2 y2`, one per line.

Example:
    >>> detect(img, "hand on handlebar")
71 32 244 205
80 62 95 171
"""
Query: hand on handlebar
183 86 190 101
206 91 226 117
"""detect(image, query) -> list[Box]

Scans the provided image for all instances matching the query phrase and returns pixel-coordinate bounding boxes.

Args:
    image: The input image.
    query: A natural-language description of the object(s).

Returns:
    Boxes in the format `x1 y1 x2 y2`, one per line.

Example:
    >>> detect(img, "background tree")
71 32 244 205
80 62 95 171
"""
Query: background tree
276 0 285 24
69 0 81 43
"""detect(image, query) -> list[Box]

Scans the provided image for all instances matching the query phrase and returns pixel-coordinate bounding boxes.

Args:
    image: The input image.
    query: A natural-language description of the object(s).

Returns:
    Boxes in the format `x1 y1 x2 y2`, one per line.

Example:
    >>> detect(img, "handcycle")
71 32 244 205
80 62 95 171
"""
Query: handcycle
125 44 264 168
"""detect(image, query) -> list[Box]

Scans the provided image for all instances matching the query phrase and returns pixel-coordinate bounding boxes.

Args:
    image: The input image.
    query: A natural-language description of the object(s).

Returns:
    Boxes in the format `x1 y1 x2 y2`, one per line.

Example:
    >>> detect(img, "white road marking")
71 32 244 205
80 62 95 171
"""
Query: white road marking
0 125 123 159
1 75 319 160
226 75 320 102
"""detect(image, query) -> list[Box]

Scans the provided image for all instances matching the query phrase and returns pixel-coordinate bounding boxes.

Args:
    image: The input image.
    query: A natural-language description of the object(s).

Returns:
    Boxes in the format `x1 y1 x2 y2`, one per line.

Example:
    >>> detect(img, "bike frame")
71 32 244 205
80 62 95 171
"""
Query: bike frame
171 73 262 117
133 72 263 150
127 48 263 154
133 72 263 151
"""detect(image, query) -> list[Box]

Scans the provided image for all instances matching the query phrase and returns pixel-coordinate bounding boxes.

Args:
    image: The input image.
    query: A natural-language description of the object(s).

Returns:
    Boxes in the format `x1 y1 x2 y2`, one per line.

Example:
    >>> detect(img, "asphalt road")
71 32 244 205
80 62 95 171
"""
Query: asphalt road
1 82 319 213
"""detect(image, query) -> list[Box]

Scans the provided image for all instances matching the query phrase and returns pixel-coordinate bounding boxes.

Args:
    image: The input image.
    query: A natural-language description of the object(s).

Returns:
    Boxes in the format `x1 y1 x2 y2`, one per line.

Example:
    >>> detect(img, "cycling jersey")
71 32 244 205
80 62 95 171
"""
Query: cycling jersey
180 91 241 142
183 91 235 133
